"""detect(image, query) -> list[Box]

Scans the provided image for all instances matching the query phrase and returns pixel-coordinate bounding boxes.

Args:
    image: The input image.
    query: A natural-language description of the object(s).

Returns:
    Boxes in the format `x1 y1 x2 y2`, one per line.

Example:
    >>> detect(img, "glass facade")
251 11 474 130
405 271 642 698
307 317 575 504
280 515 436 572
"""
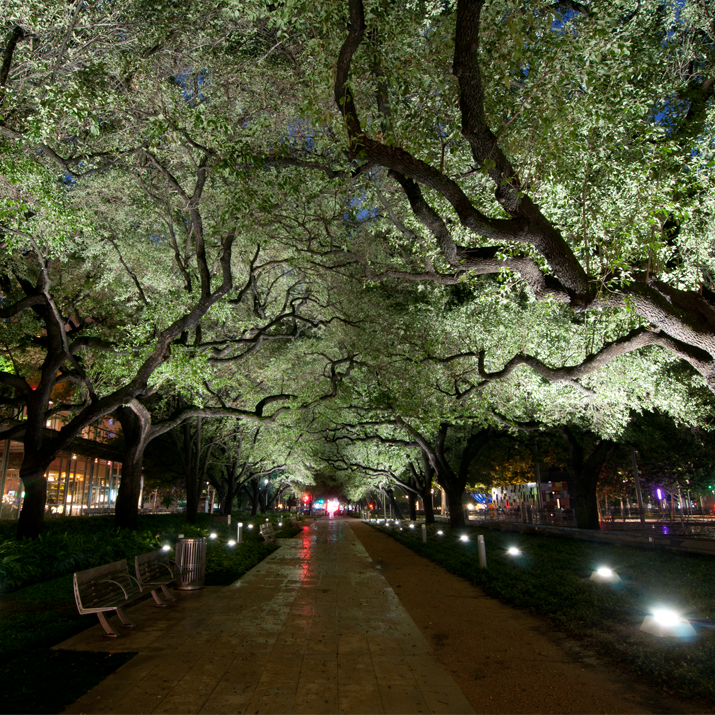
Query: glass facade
0 440 123 519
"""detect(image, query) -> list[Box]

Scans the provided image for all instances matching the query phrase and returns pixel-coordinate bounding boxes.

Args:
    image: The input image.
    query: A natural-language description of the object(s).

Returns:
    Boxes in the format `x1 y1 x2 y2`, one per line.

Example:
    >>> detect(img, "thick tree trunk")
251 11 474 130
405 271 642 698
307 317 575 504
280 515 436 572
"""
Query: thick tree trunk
16 460 52 539
115 401 151 531
445 486 466 528
573 475 601 530
184 417 201 525
385 487 404 520
563 432 616 531
421 485 435 524
419 453 436 524
115 451 144 530
407 490 417 520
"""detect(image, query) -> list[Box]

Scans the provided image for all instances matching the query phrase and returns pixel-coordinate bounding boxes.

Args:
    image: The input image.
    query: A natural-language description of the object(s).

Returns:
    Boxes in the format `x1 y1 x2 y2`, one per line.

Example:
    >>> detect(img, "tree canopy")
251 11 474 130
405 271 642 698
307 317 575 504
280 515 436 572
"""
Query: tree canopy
3 0 715 535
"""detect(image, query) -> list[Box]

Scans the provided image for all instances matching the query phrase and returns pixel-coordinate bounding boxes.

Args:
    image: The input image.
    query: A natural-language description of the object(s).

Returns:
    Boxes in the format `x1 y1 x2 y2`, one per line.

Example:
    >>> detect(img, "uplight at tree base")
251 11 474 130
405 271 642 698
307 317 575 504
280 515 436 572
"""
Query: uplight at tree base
640 608 696 639
590 566 621 583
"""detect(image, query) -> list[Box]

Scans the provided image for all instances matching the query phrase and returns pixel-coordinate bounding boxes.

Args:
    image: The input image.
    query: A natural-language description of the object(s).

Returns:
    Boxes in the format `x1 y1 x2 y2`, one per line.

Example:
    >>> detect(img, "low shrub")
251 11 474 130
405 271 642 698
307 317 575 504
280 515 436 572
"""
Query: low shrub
0 511 301 713
0 512 299 593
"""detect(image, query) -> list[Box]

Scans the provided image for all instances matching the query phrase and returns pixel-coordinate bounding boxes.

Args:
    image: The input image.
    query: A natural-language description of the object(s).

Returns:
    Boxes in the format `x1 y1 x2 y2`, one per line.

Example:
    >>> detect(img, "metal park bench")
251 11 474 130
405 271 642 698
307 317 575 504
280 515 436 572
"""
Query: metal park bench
260 522 277 543
135 550 181 607
73 560 144 637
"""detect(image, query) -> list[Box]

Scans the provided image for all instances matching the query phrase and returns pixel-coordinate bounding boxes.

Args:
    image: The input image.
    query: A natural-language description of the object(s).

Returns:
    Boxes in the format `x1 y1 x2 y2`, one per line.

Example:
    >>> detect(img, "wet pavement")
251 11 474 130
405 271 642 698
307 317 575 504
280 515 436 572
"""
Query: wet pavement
60 518 474 714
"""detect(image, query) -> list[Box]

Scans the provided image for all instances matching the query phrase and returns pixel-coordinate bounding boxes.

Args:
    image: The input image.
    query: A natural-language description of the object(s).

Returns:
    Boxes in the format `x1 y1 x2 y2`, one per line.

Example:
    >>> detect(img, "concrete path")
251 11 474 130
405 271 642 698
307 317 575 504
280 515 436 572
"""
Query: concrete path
60 519 474 714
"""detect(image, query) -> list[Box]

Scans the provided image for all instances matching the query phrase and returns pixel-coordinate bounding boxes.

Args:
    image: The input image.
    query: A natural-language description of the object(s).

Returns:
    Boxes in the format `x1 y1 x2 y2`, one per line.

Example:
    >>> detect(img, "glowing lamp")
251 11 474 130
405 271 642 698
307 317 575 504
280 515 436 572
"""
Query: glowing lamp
409 524 415 529
248 524 254 529
162 544 171 552
437 530 444 535
460 535 469 542
209 533 217 540
507 547 520 556
640 608 696 638
238 522 243 527
227 540 236 547
590 566 621 583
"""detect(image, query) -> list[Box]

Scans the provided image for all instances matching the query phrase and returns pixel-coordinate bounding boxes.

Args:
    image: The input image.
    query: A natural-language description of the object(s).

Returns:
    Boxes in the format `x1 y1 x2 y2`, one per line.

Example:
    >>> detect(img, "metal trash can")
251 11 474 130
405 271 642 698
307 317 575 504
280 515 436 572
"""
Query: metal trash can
175 537 206 590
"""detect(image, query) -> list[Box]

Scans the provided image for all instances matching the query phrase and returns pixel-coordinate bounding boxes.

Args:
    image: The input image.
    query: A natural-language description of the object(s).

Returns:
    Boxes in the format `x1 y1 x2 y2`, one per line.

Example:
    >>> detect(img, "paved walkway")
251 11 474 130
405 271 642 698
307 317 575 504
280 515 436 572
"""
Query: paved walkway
60 519 474 714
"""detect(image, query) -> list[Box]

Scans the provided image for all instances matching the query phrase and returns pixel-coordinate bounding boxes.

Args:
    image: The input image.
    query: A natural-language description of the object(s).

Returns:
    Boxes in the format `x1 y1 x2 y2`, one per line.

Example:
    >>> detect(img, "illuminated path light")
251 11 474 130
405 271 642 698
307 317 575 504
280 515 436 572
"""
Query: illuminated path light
590 566 621 583
640 608 696 638
460 535 469 542
507 547 521 556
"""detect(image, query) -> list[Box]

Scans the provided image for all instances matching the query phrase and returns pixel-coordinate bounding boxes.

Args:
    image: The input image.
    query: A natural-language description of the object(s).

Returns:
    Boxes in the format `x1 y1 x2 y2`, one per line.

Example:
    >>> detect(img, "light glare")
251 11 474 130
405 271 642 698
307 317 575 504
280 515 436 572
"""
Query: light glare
653 609 680 627
209 533 217 539
460 535 469 542
162 544 171 552
507 547 520 556
597 567 613 578
227 540 236 546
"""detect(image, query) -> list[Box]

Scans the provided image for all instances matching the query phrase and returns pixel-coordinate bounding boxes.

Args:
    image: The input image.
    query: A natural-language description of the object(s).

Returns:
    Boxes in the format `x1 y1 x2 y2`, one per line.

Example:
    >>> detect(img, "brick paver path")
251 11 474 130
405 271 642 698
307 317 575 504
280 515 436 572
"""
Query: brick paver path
61 518 474 714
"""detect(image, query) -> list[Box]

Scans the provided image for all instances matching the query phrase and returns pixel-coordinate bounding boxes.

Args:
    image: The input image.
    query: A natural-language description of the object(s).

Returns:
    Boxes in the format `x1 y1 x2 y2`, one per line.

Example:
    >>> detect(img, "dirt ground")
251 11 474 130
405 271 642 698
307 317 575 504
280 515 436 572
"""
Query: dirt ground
349 520 712 715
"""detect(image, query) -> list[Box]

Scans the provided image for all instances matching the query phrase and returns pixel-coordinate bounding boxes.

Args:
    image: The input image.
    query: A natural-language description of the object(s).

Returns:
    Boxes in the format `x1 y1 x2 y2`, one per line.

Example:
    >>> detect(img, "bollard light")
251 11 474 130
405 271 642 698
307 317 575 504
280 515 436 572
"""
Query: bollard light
460 535 469 542
590 566 621 583
162 544 171 552
209 532 217 540
421 524 427 544
227 540 236 547
478 534 487 569
640 608 696 638
507 547 521 556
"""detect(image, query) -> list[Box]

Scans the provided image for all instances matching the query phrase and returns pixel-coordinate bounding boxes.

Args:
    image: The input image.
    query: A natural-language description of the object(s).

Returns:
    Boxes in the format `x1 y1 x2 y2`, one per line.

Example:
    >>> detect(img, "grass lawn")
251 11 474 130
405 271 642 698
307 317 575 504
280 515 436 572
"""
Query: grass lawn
375 521 715 703
0 512 303 713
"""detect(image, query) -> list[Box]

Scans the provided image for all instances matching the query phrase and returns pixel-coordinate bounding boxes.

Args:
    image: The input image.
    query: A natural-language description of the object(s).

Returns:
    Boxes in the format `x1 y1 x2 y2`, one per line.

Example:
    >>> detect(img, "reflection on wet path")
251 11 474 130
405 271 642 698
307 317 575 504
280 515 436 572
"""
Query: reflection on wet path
61 518 474 714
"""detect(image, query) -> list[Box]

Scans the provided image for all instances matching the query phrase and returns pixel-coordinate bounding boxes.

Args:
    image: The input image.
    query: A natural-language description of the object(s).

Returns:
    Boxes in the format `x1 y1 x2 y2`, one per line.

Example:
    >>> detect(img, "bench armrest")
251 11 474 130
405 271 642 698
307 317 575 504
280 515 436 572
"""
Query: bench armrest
154 561 176 578
98 573 142 600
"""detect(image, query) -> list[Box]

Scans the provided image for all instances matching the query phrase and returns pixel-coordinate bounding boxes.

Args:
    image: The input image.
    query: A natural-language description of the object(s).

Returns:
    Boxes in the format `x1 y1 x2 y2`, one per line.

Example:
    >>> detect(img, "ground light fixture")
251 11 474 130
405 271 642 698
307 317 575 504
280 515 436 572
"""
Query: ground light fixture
507 547 521 556
162 544 171 552
248 524 254 529
590 566 621 583
437 530 444 536
227 540 236 547
209 533 217 540
409 524 415 529
640 608 697 638
460 535 469 542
